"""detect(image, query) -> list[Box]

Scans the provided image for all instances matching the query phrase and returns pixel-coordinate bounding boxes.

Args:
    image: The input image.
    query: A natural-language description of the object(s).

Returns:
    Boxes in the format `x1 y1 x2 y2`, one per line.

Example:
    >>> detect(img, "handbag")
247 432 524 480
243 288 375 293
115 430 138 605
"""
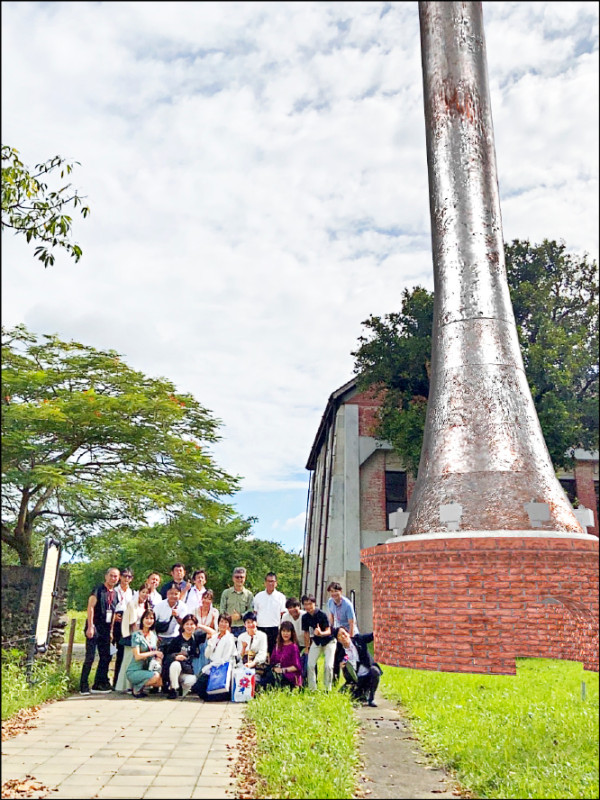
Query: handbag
119 635 133 647
206 661 233 695
231 666 255 702
147 657 162 673
180 660 195 675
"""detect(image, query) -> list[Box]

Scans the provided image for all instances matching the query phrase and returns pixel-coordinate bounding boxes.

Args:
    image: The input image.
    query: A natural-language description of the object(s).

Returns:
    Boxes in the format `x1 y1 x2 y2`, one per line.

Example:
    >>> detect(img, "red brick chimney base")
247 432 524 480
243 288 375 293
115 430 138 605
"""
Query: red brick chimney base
361 534 599 674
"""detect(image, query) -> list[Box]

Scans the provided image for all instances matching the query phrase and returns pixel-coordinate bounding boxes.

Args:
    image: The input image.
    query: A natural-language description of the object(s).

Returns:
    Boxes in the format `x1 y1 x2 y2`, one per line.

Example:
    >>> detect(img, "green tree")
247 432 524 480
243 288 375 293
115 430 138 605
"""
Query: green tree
1 325 240 565
66 514 302 610
1 145 90 267
352 239 599 474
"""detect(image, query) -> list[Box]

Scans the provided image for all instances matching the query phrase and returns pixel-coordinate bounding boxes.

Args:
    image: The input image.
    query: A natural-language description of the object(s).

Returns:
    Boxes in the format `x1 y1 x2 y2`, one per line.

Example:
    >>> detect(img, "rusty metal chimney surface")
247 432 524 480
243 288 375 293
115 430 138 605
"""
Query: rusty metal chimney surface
405 2 582 535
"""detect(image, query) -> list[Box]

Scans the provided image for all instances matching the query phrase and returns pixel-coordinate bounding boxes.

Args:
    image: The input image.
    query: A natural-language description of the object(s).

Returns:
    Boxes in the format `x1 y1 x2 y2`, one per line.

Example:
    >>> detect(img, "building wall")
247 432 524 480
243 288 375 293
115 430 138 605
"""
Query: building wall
574 459 599 537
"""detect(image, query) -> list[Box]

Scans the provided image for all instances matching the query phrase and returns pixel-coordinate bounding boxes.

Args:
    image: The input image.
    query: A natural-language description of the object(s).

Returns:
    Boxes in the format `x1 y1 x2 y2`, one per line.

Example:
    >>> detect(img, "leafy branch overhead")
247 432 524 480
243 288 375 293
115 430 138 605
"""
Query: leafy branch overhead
1 145 90 268
1 325 241 565
353 240 599 475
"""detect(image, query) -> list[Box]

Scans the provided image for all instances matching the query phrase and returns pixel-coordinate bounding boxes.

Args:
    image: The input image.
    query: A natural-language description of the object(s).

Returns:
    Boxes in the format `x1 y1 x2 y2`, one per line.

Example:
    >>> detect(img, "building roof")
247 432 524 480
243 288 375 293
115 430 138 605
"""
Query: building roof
305 377 358 470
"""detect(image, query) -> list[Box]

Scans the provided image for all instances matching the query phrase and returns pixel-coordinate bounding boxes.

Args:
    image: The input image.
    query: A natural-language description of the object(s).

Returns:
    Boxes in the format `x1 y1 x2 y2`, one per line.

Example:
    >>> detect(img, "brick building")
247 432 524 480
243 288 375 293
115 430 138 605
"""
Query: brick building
301 377 599 633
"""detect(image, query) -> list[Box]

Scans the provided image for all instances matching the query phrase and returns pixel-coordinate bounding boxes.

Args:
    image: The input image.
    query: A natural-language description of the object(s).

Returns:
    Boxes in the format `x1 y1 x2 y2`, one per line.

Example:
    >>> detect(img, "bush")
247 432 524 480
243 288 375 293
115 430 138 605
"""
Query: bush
1 647 80 720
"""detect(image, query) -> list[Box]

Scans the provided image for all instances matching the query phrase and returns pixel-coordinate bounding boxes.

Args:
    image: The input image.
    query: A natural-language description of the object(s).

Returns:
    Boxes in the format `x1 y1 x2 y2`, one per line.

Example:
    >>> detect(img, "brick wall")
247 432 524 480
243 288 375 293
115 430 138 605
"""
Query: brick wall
346 389 381 437
2 566 69 659
575 460 599 537
360 451 386 531
362 536 599 674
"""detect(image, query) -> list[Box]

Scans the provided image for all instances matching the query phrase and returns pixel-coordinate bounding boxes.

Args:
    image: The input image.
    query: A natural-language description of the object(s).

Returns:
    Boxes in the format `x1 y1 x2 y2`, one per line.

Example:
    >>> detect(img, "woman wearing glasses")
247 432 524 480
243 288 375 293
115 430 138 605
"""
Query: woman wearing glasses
111 568 134 689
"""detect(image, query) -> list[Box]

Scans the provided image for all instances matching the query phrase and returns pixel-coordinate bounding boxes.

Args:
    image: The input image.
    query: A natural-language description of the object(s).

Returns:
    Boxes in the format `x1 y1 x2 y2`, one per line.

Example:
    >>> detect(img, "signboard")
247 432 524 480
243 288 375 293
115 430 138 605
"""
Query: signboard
33 537 62 652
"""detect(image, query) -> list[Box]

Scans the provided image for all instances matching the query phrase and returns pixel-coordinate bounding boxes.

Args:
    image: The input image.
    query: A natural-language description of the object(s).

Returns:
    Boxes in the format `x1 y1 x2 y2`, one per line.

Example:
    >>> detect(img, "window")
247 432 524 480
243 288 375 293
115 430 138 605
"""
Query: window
559 478 576 505
385 471 407 529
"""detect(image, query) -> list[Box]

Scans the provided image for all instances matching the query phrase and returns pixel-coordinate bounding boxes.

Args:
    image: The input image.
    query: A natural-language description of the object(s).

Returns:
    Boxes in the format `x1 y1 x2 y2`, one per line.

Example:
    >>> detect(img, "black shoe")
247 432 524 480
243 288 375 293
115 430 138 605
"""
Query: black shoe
167 689 178 700
132 689 148 698
80 687 91 695
148 687 160 695
91 685 112 694
367 699 378 707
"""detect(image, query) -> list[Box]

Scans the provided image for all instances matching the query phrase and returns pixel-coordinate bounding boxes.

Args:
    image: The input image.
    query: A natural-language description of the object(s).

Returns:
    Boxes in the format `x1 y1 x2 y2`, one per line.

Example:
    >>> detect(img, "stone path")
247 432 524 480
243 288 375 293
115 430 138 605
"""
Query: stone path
1 693 244 799
355 694 457 799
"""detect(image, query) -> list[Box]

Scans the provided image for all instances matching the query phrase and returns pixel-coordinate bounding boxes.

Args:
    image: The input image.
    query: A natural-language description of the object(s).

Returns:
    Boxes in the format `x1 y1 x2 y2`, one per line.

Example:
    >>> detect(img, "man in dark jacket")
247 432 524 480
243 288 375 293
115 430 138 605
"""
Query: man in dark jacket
335 627 382 707
80 567 120 695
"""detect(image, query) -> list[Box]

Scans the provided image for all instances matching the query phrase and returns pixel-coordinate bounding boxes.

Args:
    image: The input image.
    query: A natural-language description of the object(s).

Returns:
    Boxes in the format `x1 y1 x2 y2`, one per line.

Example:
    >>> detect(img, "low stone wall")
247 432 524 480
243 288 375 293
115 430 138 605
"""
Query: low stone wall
361 535 599 674
1 565 69 659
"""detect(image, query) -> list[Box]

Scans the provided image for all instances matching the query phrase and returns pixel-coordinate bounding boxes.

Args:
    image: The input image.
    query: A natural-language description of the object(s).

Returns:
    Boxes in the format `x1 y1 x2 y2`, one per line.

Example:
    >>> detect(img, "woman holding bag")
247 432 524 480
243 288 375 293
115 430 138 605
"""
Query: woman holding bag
126 609 163 698
194 613 236 701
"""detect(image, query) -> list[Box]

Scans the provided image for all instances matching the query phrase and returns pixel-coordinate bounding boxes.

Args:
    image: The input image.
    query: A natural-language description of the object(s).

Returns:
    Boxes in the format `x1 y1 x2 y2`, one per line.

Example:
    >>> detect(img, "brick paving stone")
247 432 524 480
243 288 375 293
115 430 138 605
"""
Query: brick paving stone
143 789 194 800
2 693 242 799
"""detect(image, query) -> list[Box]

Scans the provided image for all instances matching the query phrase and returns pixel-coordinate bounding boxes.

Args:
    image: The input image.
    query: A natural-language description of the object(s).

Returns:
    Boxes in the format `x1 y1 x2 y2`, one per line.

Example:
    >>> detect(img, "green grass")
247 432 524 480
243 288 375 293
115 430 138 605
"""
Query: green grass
244 688 360 798
66 610 88 644
1 648 83 721
380 657 599 799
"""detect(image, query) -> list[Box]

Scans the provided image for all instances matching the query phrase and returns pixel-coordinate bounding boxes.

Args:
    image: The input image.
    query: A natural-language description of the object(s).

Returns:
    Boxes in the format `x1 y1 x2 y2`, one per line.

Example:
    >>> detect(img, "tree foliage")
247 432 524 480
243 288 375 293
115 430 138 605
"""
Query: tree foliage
353 240 599 474
66 514 303 610
1 145 90 267
1 325 240 565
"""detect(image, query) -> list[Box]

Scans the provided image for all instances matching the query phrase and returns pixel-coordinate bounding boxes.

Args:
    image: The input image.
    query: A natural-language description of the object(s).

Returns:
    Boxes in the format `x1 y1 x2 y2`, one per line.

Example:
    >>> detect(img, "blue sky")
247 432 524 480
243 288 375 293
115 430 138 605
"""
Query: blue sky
2 2 598 554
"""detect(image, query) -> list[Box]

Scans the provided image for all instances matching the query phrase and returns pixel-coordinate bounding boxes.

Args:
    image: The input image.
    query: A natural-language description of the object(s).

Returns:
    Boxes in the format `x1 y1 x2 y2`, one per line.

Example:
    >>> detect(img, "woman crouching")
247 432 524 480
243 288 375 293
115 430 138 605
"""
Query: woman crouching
194 613 237 701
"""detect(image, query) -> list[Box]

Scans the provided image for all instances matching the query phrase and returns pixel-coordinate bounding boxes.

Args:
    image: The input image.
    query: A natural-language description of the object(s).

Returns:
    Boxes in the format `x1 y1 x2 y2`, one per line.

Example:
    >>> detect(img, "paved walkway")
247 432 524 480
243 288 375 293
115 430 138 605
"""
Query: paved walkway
1 693 244 799
355 694 457 799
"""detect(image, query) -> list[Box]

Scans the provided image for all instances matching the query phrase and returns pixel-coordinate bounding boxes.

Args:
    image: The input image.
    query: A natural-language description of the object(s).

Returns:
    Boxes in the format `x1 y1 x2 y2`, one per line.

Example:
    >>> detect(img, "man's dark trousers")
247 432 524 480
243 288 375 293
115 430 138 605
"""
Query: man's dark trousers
112 616 124 689
258 626 279 656
80 628 112 690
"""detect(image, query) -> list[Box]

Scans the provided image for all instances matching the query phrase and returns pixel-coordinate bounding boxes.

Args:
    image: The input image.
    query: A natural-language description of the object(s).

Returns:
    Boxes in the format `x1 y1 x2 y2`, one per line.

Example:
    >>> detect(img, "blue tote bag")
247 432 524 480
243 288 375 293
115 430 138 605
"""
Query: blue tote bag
206 661 233 695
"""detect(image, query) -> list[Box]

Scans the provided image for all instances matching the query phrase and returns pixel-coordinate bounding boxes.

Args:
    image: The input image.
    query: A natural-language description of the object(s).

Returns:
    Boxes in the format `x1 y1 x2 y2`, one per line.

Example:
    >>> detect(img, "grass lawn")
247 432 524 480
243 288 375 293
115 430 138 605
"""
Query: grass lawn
242 688 360 799
380 657 599 799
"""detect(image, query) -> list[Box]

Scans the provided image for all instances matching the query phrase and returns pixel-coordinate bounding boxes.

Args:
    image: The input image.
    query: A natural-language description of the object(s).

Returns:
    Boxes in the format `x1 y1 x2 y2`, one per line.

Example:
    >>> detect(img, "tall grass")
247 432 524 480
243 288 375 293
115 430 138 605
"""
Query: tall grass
243 688 360 799
381 657 598 799
1 648 82 721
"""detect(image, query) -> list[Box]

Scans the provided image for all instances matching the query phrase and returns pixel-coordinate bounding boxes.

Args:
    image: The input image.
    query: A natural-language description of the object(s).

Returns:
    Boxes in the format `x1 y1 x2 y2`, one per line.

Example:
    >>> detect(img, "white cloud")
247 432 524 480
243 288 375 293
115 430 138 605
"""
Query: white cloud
282 512 307 532
2 0 598 510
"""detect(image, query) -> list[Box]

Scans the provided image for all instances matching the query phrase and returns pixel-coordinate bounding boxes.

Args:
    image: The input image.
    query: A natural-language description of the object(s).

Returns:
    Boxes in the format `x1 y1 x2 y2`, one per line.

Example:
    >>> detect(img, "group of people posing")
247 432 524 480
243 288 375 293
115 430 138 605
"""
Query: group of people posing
79 564 381 706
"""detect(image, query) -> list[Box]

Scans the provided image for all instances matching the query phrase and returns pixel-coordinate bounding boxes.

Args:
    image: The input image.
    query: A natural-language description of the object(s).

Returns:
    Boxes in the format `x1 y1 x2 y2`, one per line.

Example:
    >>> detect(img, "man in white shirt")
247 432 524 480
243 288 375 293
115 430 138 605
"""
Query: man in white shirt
154 587 189 643
133 572 163 608
253 572 287 655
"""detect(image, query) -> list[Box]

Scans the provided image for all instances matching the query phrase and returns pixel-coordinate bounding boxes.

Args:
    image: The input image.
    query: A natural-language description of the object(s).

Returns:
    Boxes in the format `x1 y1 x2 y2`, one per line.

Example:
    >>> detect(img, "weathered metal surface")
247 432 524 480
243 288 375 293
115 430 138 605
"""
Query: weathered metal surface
405 2 583 534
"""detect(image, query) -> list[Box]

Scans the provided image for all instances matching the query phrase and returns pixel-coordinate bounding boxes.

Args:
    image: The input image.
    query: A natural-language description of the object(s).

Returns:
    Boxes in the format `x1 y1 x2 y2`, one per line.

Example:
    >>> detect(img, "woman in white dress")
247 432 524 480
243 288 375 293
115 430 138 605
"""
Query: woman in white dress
115 585 151 692
191 589 220 675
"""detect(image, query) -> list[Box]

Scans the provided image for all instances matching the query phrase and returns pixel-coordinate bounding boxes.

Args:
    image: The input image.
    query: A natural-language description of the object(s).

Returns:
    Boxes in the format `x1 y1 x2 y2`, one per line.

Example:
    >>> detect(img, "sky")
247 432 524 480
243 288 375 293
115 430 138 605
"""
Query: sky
2 2 598 554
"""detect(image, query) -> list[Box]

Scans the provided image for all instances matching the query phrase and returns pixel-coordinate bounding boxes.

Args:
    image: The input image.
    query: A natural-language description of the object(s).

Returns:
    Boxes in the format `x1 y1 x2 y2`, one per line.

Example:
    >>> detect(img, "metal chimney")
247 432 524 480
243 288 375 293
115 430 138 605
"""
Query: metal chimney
404 2 584 535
